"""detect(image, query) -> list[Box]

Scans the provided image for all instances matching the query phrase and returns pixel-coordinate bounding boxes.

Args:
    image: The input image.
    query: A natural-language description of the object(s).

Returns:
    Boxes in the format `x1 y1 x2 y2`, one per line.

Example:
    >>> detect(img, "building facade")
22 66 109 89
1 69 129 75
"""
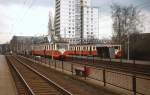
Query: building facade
54 0 99 41
82 6 99 39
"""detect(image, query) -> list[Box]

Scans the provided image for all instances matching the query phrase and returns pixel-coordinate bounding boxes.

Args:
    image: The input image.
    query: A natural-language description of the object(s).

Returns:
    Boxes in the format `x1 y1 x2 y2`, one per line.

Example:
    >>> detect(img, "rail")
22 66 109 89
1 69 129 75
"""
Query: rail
8 56 73 95
6 56 35 95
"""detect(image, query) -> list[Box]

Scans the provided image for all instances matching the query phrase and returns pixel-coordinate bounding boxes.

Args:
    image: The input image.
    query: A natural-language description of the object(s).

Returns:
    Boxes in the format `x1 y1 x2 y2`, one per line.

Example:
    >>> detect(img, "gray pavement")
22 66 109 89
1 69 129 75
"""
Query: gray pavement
0 55 17 95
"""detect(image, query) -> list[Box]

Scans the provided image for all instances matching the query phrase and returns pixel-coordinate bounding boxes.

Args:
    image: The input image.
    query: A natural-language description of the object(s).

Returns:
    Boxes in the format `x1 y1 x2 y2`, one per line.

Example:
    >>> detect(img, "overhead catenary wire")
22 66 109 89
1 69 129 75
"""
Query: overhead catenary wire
12 0 37 35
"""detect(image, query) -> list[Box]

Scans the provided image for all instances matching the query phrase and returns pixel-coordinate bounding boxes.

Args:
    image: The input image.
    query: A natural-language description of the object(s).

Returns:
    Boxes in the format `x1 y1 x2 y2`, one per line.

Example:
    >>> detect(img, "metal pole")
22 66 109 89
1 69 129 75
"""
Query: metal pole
93 55 94 64
103 68 106 86
49 57 50 67
52 44 54 61
44 49 46 64
128 33 130 60
132 75 136 95
62 56 64 71
71 64 73 75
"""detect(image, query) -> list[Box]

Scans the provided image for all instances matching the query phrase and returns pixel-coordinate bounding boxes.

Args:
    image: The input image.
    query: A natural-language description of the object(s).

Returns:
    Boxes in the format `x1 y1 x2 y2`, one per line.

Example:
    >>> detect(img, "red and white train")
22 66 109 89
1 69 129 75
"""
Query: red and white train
31 42 121 59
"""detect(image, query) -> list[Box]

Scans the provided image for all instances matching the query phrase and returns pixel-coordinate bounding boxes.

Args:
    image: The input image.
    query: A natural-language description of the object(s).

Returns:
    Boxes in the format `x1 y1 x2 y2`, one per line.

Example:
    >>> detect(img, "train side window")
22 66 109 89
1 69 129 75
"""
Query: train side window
83 47 86 50
88 46 90 50
93 47 95 50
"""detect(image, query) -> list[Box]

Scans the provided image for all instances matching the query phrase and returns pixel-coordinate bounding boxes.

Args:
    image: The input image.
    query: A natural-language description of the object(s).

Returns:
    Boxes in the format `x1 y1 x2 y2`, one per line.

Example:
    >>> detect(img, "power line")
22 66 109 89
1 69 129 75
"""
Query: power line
12 0 37 35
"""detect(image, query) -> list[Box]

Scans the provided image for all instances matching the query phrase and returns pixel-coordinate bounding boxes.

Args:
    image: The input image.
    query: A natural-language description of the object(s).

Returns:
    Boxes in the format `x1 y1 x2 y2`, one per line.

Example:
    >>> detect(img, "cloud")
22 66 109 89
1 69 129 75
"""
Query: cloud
99 14 113 39
10 5 50 36
142 10 150 33
0 5 13 44
0 3 52 44
0 32 13 44
0 0 54 7
0 0 150 44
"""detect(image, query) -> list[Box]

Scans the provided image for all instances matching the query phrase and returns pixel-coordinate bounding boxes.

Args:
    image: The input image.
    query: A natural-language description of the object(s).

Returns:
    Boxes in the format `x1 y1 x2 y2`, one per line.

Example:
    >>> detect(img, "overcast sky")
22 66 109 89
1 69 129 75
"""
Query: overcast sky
0 0 150 44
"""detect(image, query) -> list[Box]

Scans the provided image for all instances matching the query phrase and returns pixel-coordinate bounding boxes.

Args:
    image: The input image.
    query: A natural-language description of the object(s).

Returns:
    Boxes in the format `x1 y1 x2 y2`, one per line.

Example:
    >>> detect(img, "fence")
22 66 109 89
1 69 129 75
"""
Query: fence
24 55 150 95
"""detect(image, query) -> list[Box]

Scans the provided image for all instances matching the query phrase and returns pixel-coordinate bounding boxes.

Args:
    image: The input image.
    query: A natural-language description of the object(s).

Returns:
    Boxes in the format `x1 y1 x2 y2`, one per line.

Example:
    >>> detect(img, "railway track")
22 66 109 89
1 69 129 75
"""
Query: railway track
7 57 30 95
16 55 122 95
6 56 72 95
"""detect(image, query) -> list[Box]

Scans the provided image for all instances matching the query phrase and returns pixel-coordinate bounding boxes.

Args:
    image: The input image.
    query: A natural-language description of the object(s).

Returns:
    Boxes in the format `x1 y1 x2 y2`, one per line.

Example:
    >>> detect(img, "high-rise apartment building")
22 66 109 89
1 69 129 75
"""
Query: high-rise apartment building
54 0 99 41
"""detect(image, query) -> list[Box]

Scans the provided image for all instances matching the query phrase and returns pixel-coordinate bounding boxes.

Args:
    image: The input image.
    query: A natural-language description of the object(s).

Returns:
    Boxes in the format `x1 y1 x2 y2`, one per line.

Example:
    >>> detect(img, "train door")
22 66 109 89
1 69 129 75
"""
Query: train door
96 47 109 58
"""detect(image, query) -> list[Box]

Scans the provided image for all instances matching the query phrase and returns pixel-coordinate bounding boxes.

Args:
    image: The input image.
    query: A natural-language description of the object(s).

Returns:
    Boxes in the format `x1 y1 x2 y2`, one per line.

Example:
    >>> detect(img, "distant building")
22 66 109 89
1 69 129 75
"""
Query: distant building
10 36 32 54
82 6 99 39
54 0 99 41
0 44 10 54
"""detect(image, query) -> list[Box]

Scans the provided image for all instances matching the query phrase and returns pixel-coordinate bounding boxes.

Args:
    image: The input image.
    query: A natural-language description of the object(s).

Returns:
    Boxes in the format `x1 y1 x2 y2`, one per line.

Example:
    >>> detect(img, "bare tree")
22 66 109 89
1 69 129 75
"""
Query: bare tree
111 4 144 57
111 4 143 42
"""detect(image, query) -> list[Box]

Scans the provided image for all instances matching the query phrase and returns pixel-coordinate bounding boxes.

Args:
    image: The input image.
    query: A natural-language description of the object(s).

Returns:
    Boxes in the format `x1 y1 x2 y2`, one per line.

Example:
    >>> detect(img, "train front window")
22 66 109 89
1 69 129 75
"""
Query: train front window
57 43 69 50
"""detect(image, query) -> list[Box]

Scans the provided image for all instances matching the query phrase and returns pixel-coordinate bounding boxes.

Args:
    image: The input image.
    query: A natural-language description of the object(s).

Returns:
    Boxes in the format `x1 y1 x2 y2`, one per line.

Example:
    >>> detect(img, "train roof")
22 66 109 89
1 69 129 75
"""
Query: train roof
70 43 121 47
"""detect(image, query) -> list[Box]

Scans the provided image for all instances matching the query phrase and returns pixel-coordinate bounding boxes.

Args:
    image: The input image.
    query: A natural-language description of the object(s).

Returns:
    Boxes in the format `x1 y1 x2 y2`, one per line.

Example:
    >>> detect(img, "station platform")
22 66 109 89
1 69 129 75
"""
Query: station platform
0 55 17 95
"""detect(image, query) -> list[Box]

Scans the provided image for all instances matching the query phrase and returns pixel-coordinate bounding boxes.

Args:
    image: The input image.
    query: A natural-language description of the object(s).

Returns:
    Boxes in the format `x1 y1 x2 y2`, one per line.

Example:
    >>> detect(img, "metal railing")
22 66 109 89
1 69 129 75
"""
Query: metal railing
23 55 150 95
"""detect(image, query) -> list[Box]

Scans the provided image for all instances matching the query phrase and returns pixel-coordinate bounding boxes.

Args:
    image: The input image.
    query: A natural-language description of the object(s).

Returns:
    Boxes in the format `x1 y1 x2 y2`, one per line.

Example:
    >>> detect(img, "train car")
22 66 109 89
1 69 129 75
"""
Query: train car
96 44 121 58
65 44 97 56
32 42 69 59
32 42 121 59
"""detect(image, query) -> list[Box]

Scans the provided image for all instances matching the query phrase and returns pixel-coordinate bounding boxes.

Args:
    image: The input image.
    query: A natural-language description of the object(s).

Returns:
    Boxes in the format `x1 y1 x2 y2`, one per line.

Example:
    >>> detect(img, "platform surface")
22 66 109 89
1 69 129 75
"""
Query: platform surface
0 55 17 95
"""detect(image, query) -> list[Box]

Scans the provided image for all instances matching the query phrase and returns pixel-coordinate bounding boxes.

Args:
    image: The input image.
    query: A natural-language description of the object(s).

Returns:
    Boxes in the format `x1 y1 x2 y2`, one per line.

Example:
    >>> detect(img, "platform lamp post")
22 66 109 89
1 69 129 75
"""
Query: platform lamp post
47 35 53 64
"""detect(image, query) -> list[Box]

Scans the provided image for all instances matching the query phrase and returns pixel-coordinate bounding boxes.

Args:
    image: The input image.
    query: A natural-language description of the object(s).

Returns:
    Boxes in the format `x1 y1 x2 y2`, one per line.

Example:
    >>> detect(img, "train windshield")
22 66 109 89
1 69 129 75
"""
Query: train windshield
57 43 69 50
